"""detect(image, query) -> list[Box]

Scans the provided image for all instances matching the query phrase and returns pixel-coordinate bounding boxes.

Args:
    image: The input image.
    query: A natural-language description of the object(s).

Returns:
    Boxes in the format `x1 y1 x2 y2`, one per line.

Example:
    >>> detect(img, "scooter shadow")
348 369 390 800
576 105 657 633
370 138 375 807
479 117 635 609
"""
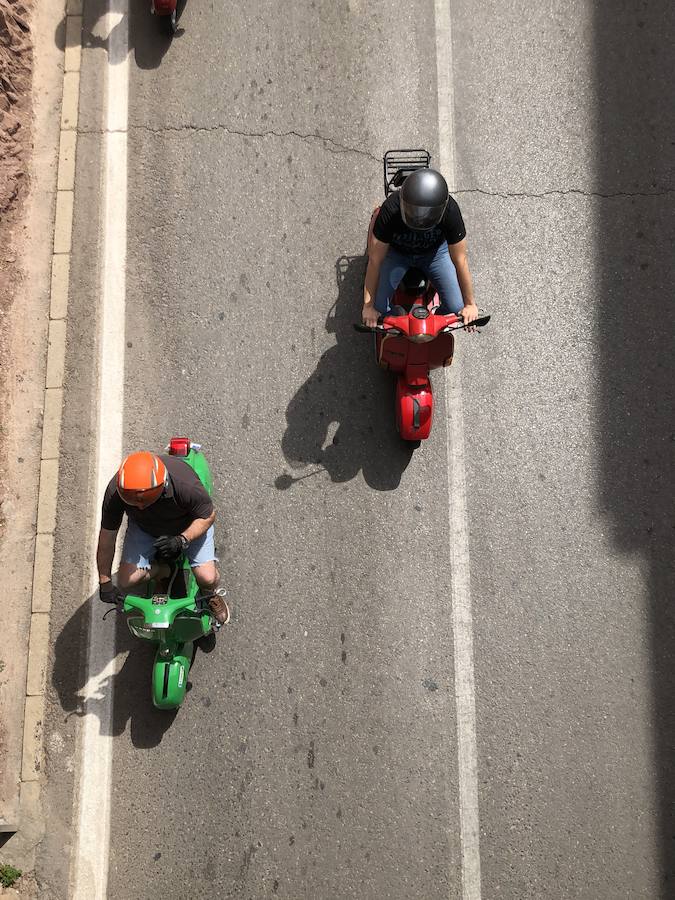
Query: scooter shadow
277 255 415 493
52 587 212 749
55 0 187 73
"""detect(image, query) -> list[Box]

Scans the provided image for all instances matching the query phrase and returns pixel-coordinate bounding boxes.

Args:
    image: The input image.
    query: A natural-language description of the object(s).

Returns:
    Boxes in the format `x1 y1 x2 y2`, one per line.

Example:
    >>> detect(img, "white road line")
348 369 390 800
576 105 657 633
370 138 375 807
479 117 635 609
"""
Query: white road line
434 1 483 898
71 3 129 898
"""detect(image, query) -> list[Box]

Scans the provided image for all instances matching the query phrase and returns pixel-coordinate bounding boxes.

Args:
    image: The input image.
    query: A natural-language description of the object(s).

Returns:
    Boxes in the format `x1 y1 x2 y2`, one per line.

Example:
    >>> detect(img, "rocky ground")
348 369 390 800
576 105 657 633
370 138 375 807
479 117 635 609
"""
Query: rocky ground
0 2 31 220
0 0 33 355
0 0 33 524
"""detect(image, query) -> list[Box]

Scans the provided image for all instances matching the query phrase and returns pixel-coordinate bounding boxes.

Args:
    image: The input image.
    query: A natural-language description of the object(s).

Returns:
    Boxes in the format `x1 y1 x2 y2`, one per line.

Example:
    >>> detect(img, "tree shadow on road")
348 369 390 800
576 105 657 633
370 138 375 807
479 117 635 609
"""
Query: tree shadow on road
594 1 675 891
52 587 214 749
277 254 414 492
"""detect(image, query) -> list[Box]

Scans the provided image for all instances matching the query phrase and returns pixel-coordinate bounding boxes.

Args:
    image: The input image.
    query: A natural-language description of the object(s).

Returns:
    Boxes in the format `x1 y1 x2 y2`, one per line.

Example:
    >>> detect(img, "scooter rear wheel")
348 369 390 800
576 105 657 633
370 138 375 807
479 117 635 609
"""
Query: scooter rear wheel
162 10 177 35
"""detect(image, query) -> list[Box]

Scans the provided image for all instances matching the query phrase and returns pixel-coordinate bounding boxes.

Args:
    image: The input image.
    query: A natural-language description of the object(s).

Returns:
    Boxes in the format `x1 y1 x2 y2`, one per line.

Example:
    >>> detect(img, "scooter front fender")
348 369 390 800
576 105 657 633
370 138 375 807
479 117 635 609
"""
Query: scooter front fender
152 645 191 709
396 378 433 440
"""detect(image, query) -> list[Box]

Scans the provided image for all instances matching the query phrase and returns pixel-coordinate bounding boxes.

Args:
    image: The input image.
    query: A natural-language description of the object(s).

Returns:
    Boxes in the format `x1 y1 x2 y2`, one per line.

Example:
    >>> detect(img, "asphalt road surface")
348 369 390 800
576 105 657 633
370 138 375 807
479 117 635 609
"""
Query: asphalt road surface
39 0 674 898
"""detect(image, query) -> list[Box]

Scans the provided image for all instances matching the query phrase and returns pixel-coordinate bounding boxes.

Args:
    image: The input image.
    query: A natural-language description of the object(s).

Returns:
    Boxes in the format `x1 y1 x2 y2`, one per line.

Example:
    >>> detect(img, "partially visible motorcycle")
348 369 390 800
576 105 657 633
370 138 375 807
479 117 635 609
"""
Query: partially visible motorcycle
355 148 490 442
151 0 178 35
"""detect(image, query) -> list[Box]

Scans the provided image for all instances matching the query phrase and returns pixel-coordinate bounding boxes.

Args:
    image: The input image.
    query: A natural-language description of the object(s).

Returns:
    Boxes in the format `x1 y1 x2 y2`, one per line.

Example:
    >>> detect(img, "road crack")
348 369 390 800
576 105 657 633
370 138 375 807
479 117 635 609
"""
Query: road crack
81 121 380 161
453 187 674 200
76 126 672 197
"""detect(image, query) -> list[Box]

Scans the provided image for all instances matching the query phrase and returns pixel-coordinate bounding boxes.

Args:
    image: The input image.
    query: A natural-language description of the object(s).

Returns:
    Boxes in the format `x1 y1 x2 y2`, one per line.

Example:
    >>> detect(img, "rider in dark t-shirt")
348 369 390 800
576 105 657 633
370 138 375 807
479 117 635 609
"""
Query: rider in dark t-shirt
100 454 214 537
373 190 466 253
96 451 230 624
362 168 478 327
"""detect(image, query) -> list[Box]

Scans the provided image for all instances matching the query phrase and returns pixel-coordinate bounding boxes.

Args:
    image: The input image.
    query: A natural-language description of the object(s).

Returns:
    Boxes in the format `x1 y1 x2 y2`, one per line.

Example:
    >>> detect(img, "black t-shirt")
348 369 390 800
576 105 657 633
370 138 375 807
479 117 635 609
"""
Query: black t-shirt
373 190 466 253
101 455 214 538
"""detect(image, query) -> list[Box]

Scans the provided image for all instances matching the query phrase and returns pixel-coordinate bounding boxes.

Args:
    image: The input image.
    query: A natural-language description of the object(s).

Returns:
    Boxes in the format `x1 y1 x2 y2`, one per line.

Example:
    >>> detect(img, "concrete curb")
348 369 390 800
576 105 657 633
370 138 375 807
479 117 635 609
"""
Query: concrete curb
18 1 82 809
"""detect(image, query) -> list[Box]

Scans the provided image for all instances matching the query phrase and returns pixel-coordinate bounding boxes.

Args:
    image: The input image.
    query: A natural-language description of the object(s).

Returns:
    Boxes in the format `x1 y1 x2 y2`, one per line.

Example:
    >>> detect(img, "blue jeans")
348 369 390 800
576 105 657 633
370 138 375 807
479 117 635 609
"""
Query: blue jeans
374 241 464 315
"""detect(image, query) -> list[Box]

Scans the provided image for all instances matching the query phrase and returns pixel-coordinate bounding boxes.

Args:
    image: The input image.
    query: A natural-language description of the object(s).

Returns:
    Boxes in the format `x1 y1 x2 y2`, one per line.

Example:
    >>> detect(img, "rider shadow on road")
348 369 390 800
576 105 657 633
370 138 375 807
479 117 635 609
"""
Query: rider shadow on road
52 586 212 749
277 255 414 492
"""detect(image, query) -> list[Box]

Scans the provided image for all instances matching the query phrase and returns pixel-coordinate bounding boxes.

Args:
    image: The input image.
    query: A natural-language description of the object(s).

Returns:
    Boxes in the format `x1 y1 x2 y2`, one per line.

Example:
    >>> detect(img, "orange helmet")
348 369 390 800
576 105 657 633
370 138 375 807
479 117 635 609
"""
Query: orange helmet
116 452 167 507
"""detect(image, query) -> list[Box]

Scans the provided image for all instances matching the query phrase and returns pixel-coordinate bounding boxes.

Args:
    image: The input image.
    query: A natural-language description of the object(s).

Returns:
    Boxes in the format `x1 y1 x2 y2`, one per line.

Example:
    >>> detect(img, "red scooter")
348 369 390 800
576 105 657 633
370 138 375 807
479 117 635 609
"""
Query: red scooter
151 0 178 34
355 149 490 442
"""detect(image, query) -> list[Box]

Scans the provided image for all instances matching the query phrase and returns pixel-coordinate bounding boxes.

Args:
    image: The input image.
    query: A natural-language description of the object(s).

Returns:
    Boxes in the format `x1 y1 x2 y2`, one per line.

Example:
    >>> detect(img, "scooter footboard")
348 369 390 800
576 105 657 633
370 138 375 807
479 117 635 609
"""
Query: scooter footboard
152 646 191 710
396 379 433 440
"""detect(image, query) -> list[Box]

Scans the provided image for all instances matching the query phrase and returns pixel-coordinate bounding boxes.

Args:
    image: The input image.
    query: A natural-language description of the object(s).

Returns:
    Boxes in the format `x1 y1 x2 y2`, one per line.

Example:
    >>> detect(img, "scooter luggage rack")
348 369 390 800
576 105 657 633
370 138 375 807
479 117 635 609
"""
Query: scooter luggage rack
383 149 431 196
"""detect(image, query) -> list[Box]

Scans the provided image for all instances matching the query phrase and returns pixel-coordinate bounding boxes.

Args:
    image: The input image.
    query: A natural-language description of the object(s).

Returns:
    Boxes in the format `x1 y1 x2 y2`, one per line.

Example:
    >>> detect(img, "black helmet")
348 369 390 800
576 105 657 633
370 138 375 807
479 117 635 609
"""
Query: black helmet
400 168 449 231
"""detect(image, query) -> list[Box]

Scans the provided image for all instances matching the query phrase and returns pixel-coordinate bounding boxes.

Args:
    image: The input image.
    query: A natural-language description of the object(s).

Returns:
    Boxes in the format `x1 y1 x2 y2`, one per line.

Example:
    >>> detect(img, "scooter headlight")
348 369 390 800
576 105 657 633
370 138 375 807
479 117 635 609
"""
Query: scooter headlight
408 333 436 343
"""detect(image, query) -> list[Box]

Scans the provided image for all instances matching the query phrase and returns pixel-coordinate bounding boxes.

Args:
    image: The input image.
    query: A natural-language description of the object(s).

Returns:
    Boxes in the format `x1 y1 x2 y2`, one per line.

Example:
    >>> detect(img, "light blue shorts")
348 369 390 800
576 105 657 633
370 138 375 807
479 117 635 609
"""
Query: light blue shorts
122 521 217 569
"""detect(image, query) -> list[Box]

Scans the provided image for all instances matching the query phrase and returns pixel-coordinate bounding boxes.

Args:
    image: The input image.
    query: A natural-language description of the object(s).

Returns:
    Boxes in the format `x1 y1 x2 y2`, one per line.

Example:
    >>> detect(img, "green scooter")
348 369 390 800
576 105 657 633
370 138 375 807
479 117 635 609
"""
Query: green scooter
116 437 219 710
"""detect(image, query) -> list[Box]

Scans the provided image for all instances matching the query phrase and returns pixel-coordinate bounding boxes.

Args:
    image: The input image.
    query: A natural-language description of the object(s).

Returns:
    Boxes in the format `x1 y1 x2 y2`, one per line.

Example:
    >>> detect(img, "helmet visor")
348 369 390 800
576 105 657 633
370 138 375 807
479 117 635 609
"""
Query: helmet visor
117 484 164 508
400 199 447 231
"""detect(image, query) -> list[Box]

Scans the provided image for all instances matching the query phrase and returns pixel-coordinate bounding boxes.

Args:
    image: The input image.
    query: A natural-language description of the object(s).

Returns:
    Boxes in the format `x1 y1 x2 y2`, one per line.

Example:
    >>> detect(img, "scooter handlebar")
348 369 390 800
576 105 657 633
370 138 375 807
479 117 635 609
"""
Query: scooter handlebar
353 322 403 336
440 314 491 332
353 314 491 333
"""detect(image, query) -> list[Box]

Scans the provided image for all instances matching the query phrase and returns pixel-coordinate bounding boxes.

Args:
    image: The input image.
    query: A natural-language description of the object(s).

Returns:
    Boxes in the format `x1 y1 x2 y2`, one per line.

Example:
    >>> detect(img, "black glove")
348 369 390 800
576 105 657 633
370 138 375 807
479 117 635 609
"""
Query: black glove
99 581 122 604
153 534 188 561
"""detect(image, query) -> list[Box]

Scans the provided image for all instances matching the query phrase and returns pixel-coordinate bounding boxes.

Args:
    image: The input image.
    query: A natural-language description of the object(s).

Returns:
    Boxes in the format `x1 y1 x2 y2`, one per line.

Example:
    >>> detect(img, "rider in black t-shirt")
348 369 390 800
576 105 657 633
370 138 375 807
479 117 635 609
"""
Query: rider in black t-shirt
362 168 479 328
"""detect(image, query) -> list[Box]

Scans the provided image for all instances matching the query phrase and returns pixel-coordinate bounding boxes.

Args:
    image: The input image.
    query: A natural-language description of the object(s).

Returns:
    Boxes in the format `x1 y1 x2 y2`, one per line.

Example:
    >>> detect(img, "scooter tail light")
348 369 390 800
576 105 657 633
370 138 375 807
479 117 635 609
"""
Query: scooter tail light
168 437 190 456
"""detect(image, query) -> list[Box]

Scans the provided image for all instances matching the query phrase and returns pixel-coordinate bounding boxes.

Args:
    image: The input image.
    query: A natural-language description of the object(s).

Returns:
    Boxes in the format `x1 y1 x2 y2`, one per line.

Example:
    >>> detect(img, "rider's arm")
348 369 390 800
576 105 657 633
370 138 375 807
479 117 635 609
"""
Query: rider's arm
362 237 389 325
448 239 478 324
97 527 118 584
180 510 216 544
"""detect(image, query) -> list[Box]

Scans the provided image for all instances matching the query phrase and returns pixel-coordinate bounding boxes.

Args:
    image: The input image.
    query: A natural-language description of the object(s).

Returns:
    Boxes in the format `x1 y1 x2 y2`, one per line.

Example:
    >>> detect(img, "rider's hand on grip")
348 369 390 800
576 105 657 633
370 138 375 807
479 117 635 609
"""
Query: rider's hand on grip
460 303 480 331
99 580 123 604
361 303 379 328
153 533 187 561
